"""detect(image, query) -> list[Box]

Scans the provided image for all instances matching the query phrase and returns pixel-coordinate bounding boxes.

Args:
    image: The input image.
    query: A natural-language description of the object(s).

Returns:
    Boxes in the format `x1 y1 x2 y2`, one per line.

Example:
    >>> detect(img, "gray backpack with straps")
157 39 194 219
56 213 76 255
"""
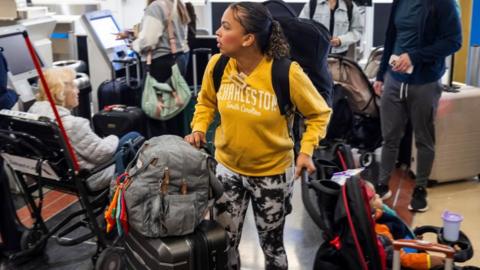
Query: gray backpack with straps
123 135 222 238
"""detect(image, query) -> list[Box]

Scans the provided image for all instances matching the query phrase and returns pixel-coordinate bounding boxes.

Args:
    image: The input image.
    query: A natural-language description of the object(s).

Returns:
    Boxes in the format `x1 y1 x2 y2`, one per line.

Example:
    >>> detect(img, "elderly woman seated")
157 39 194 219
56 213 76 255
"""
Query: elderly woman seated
28 67 140 191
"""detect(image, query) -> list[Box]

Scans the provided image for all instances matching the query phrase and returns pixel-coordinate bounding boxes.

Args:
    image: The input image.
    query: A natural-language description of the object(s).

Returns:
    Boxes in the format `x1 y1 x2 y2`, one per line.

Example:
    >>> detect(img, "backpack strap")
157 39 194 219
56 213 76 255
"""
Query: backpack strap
309 0 317 19
271 57 292 116
213 55 230 92
310 0 352 26
347 1 353 26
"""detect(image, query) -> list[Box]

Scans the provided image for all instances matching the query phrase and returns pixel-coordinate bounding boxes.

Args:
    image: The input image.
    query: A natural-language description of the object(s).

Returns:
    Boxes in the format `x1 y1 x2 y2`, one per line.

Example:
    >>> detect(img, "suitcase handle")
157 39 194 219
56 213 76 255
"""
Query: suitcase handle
111 52 143 88
392 239 454 270
193 48 212 54
104 104 127 112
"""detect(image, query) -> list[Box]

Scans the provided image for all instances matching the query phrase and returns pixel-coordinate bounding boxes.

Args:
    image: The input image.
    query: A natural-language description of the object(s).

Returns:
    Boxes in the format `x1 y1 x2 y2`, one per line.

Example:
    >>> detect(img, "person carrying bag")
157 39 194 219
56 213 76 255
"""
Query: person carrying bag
141 0 191 121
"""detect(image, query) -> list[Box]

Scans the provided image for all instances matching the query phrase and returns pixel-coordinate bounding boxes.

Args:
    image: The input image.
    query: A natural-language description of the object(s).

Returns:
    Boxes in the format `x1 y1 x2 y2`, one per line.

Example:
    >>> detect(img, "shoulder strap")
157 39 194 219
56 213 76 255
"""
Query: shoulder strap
347 1 353 26
158 0 178 54
212 55 230 92
271 57 292 116
309 0 317 19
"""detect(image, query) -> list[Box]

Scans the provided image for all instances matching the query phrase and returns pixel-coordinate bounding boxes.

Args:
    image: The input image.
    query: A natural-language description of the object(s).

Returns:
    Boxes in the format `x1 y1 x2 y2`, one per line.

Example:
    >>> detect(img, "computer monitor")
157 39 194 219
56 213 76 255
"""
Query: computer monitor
0 26 45 105
0 31 44 81
82 10 130 73
89 15 127 50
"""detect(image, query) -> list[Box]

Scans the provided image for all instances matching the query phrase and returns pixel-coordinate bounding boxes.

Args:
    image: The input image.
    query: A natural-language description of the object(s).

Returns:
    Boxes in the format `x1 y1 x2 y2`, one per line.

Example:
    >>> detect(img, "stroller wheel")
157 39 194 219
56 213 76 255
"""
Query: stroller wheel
359 152 374 167
95 247 126 270
20 228 47 255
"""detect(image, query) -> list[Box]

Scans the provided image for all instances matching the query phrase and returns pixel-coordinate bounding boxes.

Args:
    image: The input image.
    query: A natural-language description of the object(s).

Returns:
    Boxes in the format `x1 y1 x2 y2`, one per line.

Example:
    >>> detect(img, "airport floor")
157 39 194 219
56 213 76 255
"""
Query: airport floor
1 168 479 269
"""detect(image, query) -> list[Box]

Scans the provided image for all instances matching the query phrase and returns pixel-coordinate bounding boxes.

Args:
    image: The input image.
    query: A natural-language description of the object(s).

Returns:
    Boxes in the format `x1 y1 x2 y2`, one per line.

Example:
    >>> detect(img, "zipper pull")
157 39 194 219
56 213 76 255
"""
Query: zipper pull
161 167 170 194
180 179 188 195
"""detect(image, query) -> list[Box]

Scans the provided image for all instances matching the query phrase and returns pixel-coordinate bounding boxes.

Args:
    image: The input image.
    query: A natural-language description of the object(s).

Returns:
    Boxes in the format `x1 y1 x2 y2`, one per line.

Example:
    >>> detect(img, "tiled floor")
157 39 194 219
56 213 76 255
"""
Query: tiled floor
1 202 97 270
412 178 480 267
15 190 78 227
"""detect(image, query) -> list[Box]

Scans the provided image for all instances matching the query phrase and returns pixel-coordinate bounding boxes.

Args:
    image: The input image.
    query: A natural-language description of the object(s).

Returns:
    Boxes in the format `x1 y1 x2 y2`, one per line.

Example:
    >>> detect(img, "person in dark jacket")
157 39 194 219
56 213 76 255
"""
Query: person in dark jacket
0 49 22 257
373 0 461 212
0 49 18 110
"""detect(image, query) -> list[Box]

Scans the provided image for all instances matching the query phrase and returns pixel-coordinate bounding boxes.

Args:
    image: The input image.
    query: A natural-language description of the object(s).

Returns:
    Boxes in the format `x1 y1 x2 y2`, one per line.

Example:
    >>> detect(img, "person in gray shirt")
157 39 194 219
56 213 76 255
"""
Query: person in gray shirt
132 0 191 137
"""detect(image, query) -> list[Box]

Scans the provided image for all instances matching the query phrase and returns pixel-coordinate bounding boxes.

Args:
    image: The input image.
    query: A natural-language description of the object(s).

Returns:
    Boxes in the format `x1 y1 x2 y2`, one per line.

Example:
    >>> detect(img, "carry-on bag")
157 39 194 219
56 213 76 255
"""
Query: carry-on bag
93 105 146 137
98 57 142 109
125 220 228 270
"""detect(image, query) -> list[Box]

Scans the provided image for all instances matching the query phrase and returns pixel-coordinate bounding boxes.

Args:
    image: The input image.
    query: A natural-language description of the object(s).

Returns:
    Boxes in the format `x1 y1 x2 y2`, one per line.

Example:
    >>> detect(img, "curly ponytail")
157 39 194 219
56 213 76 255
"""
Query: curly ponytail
230 2 290 59
265 20 290 59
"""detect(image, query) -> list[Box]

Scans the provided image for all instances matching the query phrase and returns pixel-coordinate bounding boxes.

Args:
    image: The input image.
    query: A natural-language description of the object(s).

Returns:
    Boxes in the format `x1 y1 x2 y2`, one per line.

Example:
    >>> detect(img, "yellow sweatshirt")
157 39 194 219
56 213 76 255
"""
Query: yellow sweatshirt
191 54 331 176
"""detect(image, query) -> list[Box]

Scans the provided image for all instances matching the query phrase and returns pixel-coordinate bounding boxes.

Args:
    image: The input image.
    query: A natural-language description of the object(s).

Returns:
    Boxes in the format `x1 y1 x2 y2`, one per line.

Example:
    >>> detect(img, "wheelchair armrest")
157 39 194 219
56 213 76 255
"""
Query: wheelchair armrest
78 157 116 179
78 135 145 178
79 136 145 178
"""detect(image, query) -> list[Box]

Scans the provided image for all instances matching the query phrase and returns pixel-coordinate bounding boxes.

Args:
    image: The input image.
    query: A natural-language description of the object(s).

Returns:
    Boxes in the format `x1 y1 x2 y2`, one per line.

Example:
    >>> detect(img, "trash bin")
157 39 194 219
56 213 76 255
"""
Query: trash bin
52 60 87 74
72 72 92 121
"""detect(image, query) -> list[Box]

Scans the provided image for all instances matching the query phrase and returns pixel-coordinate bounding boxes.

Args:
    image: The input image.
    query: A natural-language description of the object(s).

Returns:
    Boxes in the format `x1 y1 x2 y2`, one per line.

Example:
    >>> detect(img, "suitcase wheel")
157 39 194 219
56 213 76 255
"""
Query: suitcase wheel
95 247 126 270
20 228 47 255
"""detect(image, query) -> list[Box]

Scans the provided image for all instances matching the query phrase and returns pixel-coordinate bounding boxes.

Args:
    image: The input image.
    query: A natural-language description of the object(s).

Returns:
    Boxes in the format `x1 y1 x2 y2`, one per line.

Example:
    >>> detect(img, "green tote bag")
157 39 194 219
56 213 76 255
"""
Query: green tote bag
142 62 191 121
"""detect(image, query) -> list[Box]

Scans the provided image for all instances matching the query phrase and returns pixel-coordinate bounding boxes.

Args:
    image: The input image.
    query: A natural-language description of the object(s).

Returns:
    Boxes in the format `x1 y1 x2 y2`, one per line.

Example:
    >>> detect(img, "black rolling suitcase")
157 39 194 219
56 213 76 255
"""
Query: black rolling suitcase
98 58 143 110
125 220 228 270
93 105 146 137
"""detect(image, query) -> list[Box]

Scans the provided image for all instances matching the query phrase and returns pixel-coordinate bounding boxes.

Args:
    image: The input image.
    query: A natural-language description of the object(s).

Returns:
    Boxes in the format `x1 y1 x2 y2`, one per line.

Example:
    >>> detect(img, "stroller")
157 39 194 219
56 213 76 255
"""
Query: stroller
304 174 476 270
326 54 382 152
301 54 384 226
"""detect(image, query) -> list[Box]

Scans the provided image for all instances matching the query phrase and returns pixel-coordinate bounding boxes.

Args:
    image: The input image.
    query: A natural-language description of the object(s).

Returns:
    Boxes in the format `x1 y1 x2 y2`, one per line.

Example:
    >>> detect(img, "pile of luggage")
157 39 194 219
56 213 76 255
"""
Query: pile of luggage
99 135 228 270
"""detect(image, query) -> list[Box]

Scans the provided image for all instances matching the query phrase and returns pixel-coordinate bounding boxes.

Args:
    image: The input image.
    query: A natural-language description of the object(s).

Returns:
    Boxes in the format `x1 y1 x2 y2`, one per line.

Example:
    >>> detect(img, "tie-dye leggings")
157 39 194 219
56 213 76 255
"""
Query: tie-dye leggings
214 163 294 270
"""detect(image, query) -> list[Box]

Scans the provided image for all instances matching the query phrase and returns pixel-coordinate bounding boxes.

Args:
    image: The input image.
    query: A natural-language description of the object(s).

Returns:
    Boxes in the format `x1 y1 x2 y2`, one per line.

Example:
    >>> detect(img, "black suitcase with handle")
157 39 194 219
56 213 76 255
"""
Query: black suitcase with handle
125 220 228 270
93 105 146 137
97 57 143 110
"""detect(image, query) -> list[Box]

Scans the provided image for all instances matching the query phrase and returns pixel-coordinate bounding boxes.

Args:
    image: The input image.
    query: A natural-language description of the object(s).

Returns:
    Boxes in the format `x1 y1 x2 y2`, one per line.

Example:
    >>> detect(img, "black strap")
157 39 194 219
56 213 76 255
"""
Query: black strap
263 0 297 18
309 0 317 19
212 55 292 115
310 0 352 25
347 1 353 26
271 57 292 115
212 55 230 92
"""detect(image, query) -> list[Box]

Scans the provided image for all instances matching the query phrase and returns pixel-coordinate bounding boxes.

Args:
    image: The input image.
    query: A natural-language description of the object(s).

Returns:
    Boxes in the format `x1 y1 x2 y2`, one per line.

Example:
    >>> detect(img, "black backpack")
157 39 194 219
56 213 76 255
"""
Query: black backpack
0 48 18 110
211 0 333 111
0 48 8 93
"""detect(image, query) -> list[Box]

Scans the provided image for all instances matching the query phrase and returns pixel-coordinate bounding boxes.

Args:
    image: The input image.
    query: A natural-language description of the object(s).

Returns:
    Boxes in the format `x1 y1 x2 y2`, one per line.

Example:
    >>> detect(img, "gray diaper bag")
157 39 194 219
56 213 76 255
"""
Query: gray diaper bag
123 135 222 238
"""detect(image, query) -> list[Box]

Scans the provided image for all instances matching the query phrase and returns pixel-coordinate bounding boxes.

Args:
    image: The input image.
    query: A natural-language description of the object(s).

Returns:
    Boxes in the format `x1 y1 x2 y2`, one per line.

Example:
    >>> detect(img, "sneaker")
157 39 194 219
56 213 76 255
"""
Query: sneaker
375 183 392 200
408 186 429 212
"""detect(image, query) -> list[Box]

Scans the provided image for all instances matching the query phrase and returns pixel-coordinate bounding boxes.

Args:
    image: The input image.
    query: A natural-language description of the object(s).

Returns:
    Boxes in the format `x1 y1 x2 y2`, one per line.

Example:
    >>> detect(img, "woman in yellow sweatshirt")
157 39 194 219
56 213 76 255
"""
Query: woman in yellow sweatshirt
185 2 331 269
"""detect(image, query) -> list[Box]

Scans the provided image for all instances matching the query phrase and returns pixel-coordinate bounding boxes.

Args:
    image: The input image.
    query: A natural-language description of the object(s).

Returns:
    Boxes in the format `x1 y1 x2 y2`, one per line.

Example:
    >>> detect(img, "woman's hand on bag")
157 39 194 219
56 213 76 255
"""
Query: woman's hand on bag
373 81 384 96
294 153 316 180
185 131 206 148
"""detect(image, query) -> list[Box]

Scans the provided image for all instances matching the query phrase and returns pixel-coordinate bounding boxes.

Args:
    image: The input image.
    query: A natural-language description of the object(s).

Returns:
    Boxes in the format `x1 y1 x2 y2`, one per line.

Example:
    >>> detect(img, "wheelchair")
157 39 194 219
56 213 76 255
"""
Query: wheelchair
0 109 143 266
